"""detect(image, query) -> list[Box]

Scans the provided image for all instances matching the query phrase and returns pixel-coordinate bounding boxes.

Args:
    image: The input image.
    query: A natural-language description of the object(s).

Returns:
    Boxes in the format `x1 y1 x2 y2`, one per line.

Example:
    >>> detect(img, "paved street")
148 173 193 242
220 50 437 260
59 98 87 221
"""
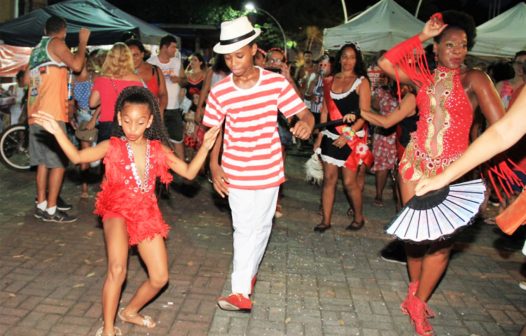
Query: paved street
0 151 525 336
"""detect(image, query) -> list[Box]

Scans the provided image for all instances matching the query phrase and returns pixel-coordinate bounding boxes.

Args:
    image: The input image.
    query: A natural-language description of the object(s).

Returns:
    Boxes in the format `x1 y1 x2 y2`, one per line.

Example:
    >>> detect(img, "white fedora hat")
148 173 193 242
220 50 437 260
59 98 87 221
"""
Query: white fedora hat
213 16 261 54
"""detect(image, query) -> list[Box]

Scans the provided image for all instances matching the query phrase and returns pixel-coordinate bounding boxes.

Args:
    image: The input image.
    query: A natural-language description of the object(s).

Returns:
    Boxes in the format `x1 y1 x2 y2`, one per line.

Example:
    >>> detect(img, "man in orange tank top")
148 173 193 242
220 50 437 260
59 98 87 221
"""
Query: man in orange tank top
26 16 90 223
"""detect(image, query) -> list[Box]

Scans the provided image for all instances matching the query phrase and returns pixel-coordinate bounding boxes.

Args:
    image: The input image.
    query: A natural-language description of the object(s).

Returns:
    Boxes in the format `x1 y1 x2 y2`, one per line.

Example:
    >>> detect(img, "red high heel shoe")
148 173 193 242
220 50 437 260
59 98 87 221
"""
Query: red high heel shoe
400 281 419 315
401 281 435 318
406 295 435 336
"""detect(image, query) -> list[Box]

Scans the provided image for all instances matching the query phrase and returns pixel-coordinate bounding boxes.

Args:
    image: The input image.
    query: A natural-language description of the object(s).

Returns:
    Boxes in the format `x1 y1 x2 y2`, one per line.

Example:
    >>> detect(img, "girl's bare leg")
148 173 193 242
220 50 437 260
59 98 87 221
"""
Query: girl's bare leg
342 166 364 223
101 217 129 334
374 169 389 203
120 235 168 326
320 162 339 226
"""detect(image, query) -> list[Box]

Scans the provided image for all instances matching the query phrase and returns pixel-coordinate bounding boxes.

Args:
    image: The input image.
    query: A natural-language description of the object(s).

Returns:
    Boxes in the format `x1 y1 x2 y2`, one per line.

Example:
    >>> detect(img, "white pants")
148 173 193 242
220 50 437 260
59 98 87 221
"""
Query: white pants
228 187 279 295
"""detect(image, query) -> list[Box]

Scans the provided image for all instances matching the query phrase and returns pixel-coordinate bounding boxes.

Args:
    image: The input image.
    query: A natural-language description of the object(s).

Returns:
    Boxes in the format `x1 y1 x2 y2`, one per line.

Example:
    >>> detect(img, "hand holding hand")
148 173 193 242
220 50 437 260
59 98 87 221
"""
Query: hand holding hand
202 126 220 150
290 120 312 140
31 111 62 135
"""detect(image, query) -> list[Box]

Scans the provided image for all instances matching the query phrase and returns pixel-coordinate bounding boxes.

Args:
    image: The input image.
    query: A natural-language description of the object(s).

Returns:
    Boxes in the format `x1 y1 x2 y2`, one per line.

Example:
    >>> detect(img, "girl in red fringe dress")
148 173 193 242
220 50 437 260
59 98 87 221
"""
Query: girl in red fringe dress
32 86 219 336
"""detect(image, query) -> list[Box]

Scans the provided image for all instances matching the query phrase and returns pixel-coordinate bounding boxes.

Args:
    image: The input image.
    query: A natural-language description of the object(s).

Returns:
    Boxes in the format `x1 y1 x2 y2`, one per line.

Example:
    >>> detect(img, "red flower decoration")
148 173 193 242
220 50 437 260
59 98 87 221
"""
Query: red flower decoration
431 12 443 23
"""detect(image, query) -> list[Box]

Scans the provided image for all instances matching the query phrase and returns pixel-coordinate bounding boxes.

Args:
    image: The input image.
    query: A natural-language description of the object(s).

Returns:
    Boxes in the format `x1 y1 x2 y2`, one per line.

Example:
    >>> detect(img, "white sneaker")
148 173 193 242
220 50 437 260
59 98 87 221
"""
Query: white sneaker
519 281 526 290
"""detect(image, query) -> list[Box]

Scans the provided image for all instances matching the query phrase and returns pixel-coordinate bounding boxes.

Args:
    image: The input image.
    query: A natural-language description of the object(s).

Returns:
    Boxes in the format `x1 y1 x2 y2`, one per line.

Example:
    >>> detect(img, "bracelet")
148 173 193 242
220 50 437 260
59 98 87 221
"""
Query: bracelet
342 126 355 141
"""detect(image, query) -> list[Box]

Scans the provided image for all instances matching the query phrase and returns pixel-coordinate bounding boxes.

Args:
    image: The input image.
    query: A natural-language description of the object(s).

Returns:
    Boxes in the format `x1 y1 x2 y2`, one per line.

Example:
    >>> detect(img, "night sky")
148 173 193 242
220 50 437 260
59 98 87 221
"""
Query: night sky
105 0 521 28
45 0 526 28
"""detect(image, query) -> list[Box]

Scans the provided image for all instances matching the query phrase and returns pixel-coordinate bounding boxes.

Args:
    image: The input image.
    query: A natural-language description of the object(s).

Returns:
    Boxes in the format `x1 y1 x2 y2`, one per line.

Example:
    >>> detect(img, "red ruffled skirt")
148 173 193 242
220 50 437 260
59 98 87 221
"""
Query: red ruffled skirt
94 184 169 246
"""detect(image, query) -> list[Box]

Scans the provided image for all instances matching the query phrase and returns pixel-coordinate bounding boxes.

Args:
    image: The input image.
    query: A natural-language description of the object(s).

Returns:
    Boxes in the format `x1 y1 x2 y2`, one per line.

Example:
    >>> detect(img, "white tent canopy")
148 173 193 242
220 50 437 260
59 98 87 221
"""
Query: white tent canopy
323 0 424 53
470 2 526 58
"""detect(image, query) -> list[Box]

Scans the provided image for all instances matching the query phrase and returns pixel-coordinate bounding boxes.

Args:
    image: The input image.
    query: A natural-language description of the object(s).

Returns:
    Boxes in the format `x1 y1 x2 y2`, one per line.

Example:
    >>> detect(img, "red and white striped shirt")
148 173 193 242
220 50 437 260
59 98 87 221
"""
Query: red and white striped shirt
203 67 306 189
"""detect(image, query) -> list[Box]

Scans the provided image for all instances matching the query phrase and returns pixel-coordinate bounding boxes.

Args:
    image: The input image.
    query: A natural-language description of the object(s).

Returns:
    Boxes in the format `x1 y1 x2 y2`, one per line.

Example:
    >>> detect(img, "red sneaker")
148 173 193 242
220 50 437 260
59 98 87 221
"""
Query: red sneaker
217 293 252 312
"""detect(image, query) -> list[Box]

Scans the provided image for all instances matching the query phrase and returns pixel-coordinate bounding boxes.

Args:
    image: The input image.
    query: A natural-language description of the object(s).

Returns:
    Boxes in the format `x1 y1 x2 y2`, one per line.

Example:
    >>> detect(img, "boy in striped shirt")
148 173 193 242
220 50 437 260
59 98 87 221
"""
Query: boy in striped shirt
203 16 314 312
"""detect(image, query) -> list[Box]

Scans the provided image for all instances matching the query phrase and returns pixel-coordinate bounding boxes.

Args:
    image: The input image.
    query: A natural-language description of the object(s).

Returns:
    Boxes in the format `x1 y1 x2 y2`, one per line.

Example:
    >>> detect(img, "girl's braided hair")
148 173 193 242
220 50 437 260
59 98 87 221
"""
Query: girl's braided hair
111 86 173 149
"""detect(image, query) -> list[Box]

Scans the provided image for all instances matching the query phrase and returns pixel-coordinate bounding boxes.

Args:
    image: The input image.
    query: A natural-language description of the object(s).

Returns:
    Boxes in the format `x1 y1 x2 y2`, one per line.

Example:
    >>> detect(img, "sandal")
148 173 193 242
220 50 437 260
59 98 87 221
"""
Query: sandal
118 307 156 329
313 223 331 233
95 326 122 336
346 219 365 231
274 203 283 218
373 198 384 207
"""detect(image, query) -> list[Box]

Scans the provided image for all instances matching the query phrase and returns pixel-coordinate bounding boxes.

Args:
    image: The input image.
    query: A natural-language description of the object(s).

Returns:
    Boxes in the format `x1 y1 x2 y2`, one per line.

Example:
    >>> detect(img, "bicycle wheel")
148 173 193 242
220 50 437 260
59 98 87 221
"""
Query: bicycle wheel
0 124 31 171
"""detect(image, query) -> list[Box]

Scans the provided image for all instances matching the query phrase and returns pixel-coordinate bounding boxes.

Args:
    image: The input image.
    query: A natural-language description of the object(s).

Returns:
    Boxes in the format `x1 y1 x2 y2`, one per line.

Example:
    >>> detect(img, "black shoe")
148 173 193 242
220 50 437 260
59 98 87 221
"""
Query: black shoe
43 210 78 223
380 241 407 265
346 220 365 231
34 207 45 220
57 197 72 211
313 223 331 233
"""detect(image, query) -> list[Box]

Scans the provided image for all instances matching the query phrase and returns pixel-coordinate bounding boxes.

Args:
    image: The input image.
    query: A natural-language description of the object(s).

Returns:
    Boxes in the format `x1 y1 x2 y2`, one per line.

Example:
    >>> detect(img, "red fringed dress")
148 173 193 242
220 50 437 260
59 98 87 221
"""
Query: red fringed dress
384 36 473 182
94 137 173 246
399 65 473 181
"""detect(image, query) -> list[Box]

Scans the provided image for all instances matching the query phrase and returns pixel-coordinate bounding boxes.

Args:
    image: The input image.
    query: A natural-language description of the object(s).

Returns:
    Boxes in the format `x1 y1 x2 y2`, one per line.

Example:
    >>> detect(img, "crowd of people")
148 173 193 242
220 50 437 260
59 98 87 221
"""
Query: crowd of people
6 10 525 336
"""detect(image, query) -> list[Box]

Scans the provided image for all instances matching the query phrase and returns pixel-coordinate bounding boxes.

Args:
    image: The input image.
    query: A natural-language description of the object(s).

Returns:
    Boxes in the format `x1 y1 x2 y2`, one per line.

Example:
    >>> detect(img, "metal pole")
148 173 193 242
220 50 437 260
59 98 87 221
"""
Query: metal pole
254 7 288 58
340 0 348 23
14 0 19 18
415 0 423 18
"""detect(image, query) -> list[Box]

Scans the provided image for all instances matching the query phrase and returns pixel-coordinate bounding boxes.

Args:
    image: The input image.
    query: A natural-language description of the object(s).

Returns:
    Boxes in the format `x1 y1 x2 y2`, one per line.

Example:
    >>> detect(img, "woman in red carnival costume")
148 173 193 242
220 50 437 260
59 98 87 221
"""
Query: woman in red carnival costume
374 11 505 335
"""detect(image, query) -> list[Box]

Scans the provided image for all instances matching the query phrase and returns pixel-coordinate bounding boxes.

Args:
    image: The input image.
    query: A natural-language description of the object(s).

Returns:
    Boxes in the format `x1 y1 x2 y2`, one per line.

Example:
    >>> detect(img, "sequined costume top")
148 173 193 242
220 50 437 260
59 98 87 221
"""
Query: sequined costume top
399 66 473 181
94 137 173 245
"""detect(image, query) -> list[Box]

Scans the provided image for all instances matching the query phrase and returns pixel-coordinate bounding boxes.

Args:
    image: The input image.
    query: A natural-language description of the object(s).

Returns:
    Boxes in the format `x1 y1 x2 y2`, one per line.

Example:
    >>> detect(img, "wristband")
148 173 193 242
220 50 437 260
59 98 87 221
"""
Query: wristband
342 126 355 141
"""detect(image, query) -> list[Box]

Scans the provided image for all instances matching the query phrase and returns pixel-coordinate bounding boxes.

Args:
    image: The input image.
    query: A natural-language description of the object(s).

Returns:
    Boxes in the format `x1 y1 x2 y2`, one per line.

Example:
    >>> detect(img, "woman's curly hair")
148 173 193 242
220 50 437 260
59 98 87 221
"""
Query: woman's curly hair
434 10 477 51
111 86 172 149
101 42 135 78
